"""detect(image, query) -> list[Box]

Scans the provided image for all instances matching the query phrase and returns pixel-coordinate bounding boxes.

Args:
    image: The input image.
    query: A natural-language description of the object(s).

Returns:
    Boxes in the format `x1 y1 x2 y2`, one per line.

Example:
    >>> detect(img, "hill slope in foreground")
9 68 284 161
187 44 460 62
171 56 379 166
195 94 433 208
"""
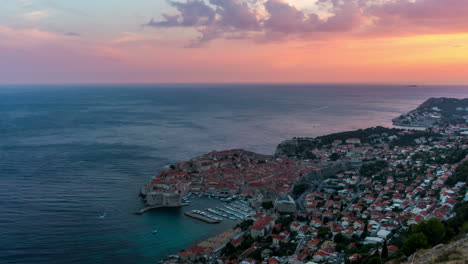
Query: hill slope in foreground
393 98 468 127
388 235 468 264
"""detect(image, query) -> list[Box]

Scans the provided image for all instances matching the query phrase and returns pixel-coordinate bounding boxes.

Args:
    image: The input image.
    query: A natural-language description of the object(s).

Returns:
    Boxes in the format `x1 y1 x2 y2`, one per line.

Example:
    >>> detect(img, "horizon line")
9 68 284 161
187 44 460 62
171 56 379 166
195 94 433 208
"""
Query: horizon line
1 81 468 87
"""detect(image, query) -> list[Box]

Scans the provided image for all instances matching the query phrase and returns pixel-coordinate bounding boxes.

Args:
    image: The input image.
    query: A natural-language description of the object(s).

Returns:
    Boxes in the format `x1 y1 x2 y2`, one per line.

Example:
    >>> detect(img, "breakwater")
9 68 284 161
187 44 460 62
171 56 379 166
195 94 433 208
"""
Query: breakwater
134 204 182 215
185 211 221 224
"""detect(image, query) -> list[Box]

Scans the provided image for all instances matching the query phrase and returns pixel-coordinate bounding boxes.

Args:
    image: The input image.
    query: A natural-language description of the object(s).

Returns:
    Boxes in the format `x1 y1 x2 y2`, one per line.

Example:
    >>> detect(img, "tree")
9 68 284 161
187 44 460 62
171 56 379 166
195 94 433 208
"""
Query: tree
334 233 348 244
292 184 310 196
222 242 236 256
237 219 254 231
261 201 274 210
381 240 388 259
330 153 340 161
318 227 331 239
402 233 428 256
304 151 316 160
446 160 468 187
412 218 446 246
361 221 369 239
367 256 382 264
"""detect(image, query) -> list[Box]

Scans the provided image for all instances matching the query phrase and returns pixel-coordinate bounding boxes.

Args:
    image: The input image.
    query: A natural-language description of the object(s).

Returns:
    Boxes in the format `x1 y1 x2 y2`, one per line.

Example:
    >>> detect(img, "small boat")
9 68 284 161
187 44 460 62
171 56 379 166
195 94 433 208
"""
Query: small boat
98 213 106 219
152 229 158 235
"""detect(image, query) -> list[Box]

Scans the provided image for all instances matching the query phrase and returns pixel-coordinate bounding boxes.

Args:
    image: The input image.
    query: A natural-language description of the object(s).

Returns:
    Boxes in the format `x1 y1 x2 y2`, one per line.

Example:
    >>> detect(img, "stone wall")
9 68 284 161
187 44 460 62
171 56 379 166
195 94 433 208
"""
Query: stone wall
301 161 353 182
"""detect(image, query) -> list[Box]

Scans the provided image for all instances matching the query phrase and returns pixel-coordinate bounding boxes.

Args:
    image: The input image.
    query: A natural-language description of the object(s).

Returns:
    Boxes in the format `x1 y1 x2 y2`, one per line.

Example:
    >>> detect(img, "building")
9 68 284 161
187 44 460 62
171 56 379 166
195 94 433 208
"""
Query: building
251 223 265 238
364 237 384 244
145 191 182 207
346 138 361 144
274 195 296 213
377 230 391 239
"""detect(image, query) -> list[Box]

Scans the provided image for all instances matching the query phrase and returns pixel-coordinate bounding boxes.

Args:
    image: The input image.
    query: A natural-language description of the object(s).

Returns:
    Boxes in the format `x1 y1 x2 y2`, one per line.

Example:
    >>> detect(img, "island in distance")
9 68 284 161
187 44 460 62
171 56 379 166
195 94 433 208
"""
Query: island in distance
392 97 468 127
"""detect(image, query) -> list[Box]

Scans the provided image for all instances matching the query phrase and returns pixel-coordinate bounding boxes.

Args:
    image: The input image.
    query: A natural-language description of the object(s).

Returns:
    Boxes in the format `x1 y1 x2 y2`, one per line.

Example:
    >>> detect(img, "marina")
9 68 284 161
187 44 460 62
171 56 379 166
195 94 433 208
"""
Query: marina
183 195 254 223
184 211 220 224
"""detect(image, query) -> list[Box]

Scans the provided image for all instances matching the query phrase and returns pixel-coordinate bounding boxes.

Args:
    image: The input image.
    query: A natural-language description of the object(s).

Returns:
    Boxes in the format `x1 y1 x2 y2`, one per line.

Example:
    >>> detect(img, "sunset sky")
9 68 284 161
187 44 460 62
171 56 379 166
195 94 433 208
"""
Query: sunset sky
1 0 468 84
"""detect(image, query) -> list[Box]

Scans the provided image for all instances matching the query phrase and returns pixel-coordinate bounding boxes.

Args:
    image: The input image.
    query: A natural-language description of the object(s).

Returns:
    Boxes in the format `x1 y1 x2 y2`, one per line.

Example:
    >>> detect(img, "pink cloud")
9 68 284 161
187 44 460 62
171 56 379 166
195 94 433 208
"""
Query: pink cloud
146 0 468 45
365 0 468 35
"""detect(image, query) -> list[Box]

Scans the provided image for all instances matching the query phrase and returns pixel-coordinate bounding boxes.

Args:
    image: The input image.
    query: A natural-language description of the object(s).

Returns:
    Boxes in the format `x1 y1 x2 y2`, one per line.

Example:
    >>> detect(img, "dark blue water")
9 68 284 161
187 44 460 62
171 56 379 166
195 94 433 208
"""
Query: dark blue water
0 84 466 264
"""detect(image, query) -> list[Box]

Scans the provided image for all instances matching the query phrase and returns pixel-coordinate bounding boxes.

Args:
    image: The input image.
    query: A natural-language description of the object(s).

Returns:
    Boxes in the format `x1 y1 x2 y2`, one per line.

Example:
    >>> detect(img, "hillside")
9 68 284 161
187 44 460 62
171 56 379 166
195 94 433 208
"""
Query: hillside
275 126 440 159
392 98 468 127
389 235 468 264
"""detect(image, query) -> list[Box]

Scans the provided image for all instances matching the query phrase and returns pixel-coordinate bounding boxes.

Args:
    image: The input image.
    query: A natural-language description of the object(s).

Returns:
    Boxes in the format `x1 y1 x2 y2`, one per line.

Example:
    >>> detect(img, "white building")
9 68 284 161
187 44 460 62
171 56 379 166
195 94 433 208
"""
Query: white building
274 195 296 213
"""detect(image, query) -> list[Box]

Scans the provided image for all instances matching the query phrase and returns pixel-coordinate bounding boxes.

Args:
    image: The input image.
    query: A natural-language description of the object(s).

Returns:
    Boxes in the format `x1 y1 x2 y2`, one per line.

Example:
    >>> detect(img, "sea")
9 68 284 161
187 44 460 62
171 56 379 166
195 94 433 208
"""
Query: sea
0 84 467 264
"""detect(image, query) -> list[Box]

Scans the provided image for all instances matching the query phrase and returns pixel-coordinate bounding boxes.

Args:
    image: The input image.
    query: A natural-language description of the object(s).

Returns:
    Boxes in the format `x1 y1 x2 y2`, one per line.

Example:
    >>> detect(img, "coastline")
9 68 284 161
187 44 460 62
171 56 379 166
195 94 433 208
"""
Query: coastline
392 125 428 131
161 227 243 263
140 96 467 264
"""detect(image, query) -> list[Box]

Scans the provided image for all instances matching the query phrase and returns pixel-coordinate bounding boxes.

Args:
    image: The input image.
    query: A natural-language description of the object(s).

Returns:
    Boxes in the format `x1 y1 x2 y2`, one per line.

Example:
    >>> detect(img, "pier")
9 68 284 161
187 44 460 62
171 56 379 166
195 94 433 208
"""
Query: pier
184 211 220 224
134 205 182 215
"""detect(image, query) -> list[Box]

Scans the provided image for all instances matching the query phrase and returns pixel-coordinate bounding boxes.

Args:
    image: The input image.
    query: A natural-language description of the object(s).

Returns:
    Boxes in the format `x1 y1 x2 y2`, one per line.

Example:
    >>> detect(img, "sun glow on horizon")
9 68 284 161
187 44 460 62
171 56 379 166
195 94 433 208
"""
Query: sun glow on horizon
1 0 468 84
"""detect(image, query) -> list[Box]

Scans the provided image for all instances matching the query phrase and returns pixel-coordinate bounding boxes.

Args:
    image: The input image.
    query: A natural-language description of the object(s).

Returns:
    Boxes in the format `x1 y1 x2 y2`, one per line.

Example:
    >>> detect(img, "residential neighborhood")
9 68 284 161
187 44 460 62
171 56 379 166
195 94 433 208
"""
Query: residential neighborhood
159 125 468 264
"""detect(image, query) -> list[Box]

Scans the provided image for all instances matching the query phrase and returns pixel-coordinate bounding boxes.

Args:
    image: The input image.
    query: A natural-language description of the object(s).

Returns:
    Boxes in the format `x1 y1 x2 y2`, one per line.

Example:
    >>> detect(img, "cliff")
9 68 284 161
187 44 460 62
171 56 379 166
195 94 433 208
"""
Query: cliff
392 97 468 127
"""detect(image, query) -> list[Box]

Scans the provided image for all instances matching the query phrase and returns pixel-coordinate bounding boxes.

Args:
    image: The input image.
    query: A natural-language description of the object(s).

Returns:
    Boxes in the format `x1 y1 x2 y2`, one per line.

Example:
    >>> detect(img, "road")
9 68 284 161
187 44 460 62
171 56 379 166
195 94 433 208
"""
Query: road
296 179 323 211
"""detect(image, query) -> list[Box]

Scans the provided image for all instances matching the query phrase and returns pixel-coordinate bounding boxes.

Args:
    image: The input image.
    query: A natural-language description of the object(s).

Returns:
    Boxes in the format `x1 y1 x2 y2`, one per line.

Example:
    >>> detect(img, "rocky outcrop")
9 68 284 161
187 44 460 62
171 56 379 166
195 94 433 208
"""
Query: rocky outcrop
393 97 468 127
391 235 468 264
275 137 319 158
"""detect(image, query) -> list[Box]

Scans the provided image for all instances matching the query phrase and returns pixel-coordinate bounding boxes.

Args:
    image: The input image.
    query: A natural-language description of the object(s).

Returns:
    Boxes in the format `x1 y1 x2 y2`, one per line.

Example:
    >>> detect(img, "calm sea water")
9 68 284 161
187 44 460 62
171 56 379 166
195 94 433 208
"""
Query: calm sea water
0 84 467 264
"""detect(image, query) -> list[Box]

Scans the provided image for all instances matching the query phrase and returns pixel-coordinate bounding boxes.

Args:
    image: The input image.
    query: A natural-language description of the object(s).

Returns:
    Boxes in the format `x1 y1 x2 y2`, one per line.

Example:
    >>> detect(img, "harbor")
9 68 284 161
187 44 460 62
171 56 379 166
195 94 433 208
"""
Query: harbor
181 193 254 224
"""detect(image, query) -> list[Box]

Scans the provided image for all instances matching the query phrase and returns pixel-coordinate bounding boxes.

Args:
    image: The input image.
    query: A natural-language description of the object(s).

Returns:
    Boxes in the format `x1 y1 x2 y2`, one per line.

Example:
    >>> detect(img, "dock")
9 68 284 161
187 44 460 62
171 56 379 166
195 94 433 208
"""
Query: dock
185 211 220 224
134 205 182 215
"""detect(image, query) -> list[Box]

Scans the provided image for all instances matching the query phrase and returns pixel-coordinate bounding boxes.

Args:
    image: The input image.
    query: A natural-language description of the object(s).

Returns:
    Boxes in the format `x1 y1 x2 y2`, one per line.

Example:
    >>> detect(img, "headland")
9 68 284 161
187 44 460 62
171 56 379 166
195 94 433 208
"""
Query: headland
392 97 468 127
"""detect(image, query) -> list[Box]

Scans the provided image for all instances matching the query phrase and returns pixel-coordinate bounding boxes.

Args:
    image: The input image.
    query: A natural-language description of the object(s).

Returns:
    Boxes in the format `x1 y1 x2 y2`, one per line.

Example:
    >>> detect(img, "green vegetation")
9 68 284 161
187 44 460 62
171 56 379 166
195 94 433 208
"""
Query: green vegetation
402 232 429 256
275 241 297 257
434 148 468 165
397 204 468 257
304 151 316 160
381 240 388 259
292 183 310 196
360 161 387 178
446 160 468 187
318 227 332 239
389 131 441 147
275 215 293 232
261 201 274 210
221 234 255 260
329 152 340 161
412 218 446 246
237 219 254 231
444 202 468 239
317 126 398 147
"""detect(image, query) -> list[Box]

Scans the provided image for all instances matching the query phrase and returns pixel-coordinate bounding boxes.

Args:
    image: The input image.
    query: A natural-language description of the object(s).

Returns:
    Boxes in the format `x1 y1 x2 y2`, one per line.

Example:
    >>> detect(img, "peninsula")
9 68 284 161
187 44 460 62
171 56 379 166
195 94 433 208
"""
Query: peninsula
139 149 328 212
392 97 468 127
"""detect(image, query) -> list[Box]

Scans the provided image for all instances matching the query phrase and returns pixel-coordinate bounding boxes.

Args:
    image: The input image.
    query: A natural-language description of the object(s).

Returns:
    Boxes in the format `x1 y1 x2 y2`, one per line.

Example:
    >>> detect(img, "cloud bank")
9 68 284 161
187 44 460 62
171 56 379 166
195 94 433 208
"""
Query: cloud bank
146 0 468 45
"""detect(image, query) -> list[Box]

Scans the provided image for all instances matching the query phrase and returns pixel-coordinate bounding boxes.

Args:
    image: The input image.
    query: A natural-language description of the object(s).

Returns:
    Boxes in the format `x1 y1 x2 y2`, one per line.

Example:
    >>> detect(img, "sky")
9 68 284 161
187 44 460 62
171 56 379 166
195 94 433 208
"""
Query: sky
1 0 468 84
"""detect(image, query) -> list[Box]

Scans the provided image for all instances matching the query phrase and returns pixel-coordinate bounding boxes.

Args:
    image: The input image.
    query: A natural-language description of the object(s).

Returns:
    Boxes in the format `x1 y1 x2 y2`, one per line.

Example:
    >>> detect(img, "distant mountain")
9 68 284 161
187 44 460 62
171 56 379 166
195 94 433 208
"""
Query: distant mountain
393 97 468 127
